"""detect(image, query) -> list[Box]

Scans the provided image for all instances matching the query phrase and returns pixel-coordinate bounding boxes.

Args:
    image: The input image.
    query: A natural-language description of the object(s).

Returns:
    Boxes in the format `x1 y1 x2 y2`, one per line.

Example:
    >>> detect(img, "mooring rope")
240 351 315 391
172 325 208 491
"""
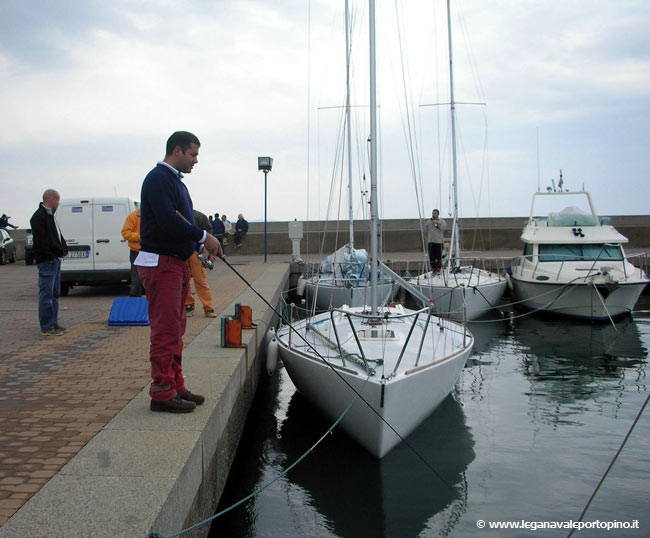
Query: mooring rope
147 385 364 538
217 257 462 485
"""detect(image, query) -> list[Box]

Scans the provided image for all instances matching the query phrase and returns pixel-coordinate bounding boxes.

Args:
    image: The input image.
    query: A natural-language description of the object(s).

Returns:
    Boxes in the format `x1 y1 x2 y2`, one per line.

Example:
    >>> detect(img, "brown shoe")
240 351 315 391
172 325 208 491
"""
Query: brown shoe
41 328 63 336
150 396 196 413
180 391 205 406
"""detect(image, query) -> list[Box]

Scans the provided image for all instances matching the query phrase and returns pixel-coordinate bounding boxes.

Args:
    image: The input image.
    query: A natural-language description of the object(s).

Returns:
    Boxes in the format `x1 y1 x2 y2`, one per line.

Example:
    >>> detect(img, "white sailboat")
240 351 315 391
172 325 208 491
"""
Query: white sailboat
304 0 396 310
406 0 506 321
272 0 474 458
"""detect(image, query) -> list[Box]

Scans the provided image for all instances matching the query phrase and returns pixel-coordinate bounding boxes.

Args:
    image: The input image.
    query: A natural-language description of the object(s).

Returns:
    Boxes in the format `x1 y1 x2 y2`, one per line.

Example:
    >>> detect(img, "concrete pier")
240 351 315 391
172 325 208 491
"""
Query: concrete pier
0 261 288 538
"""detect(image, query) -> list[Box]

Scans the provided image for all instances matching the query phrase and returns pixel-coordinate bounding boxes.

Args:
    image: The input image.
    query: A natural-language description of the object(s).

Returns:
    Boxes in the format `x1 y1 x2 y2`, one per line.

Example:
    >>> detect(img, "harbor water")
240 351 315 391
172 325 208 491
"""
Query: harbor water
209 307 650 537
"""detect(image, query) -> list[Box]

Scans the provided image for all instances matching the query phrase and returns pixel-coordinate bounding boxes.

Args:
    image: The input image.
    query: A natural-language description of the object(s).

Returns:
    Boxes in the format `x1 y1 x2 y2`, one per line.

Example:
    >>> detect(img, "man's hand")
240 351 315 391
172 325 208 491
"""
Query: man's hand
203 233 225 259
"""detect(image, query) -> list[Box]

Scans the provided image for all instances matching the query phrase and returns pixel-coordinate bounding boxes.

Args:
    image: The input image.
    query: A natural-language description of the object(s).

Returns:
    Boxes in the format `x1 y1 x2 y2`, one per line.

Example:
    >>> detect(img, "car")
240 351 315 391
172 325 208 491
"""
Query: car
24 229 34 265
0 228 16 265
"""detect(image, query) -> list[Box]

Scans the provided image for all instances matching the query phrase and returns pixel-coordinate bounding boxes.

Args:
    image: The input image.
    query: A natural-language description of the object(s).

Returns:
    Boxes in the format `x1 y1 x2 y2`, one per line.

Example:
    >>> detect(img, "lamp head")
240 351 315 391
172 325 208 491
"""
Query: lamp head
258 156 273 172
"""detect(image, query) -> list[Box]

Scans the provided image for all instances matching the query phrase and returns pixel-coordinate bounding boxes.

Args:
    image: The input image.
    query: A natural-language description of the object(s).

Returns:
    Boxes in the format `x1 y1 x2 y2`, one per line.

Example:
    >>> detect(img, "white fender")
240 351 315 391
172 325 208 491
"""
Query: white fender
266 337 279 376
296 276 307 297
263 326 275 350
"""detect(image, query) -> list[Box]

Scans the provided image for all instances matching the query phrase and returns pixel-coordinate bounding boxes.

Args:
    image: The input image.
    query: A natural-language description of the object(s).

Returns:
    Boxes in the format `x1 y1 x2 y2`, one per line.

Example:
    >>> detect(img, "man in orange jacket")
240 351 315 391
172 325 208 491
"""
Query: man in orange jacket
121 208 145 296
185 209 217 318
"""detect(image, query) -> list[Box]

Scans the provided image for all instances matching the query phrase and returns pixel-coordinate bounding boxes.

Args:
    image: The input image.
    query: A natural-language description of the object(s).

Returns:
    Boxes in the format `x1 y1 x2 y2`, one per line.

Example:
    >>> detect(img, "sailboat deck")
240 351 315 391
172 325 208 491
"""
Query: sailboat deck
277 305 472 380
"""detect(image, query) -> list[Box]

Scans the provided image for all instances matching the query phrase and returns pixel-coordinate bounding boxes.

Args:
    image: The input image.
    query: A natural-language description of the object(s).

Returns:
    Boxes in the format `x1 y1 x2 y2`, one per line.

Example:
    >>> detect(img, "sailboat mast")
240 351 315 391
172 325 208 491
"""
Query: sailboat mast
345 0 354 248
446 0 460 265
369 0 378 314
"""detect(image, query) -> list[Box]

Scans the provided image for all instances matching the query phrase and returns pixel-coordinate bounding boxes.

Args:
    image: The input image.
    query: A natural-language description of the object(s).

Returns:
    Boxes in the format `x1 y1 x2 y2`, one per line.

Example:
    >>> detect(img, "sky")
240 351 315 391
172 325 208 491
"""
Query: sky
1 0 649 229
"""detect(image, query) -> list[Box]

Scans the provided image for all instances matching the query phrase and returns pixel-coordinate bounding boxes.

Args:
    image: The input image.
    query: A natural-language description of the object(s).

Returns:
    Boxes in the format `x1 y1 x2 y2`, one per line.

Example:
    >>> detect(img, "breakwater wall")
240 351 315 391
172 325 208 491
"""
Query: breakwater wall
7 215 650 260
227 215 650 256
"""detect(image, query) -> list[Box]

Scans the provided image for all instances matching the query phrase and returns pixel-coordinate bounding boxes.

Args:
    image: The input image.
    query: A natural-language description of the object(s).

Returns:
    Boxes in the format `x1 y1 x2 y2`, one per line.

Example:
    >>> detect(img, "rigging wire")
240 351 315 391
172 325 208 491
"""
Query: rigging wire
392 0 425 221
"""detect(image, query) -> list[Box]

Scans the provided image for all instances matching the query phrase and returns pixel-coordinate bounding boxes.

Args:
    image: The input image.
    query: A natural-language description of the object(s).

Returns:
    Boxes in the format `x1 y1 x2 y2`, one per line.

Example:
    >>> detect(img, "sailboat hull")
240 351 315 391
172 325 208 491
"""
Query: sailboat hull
305 277 397 310
275 307 473 457
407 269 507 321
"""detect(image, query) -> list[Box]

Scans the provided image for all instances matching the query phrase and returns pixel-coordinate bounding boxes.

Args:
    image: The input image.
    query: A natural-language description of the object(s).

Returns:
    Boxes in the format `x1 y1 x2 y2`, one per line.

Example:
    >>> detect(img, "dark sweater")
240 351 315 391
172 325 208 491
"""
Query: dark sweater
140 163 204 261
29 204 68 263
235 219 248 233
212 219 225 235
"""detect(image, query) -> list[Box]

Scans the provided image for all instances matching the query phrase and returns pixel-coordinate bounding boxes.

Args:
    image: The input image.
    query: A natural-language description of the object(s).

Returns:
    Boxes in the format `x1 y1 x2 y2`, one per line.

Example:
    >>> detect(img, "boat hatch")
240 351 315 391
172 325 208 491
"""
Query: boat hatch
357 329 398 341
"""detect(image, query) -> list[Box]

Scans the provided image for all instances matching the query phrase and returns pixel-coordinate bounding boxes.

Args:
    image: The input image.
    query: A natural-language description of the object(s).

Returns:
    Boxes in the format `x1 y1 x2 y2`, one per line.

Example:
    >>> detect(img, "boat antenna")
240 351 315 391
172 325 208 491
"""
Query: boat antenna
536 128 540 192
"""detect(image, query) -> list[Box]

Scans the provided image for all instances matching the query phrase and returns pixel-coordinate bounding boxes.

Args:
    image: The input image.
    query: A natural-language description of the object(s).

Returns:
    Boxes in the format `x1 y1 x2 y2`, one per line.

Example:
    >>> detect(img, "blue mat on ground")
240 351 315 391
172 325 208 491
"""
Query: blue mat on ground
107 297 149 326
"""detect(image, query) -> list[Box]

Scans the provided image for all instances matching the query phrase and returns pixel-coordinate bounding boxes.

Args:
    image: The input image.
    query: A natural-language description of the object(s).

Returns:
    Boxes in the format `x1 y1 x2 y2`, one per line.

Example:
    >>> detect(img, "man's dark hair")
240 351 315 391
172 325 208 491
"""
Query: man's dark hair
166 131 200 156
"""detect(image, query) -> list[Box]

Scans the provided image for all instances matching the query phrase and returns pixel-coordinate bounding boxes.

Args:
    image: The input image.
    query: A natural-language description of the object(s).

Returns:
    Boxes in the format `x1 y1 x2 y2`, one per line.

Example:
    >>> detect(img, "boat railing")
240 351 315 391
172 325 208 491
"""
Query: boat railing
303 256 509 282
443 256 507 288
330 305 466 375
628 251 650 280
512 249 648 281
302 260 392 287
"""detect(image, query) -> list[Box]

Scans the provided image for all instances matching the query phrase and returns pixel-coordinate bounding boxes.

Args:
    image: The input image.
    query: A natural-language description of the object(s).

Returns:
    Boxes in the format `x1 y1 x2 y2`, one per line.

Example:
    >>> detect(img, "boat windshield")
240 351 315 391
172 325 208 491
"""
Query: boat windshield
538 244 624 262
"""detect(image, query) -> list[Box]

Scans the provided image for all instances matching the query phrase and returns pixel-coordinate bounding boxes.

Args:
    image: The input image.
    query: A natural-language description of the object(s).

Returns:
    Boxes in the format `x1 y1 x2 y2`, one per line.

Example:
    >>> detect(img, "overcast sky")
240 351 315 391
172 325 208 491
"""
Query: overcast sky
2 0 649 229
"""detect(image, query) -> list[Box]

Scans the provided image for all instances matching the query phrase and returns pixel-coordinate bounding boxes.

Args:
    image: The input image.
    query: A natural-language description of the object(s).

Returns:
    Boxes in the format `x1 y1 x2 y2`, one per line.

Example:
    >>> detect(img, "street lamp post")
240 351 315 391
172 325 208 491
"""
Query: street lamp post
257 156 273 263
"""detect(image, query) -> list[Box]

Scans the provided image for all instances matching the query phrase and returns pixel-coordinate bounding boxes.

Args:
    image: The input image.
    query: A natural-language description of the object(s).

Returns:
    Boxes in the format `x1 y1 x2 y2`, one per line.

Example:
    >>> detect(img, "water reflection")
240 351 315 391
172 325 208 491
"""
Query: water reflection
512 316 648 425
277 391 475 538
211 369 475 538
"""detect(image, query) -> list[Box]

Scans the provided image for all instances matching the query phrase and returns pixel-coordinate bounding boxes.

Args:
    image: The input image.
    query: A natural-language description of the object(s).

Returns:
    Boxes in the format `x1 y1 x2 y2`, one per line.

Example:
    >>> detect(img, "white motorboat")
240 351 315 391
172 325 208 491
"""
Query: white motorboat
273 0 473 458
405 0 506 321
509 187 648 320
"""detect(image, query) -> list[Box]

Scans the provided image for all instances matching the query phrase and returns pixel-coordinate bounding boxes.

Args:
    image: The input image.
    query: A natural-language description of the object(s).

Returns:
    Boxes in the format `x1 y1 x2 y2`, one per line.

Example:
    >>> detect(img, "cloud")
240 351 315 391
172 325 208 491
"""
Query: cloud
1 0 649 230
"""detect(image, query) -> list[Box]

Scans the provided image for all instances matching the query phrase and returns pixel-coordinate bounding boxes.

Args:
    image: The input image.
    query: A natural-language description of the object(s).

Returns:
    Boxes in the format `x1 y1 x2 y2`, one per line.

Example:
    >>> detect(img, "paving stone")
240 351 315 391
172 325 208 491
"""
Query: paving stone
0 261 268 530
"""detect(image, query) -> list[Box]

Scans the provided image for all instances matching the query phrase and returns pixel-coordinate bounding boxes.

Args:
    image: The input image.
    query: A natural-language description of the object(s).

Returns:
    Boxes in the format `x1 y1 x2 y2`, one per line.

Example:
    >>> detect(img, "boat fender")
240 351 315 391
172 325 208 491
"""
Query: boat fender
505 273 514 295
262 326 275 350
266 337 279 376
296 276 306 297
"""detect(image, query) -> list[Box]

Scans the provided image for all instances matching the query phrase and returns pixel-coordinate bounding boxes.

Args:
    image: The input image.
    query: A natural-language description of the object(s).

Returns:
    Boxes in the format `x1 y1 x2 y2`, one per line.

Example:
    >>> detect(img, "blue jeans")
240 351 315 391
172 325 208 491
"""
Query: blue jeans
38 258 61 331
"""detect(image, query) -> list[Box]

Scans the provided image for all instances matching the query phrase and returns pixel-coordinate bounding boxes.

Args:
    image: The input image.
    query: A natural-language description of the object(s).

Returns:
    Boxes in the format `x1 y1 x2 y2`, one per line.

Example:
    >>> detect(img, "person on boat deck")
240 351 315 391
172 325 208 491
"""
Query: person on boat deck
422 209 447 272
234 213 248 248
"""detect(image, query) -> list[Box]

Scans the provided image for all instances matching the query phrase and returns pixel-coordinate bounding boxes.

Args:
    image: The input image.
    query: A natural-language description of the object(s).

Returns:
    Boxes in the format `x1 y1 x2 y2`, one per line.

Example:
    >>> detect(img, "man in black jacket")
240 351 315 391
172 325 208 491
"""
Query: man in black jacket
30 189 68 336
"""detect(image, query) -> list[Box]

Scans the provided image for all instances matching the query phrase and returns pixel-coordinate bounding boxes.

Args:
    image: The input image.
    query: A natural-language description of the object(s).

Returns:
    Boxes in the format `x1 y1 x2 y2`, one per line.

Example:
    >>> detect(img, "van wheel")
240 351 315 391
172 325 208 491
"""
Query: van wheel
61 283 71 296
0 249 6 265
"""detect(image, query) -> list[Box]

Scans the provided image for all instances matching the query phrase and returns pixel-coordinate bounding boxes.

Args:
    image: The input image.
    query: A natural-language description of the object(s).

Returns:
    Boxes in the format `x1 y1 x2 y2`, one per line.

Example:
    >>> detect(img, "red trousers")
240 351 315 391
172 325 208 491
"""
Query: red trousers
138 255 190 402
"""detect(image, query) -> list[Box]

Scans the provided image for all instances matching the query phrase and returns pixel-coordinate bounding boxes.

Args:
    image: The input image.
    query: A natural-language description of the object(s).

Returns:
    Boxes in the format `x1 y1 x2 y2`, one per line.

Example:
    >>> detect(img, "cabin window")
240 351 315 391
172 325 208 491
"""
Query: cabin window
538 244 623 262
523 243 534 260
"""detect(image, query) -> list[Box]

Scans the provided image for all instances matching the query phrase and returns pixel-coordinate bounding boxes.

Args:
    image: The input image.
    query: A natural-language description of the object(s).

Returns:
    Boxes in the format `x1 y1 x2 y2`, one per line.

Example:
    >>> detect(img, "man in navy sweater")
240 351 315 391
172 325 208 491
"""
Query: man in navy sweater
136 131 223 413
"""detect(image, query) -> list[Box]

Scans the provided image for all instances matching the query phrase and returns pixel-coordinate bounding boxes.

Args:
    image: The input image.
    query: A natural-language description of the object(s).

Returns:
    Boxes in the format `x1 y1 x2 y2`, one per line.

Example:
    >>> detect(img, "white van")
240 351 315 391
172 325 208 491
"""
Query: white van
55 197 138 295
